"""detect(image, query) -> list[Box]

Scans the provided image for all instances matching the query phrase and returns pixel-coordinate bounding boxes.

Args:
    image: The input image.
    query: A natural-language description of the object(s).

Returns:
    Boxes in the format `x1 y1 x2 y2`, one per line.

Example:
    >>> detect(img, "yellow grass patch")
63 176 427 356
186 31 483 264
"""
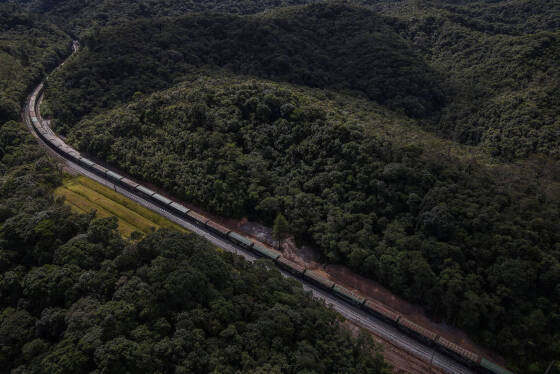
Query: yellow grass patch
55 175 189 238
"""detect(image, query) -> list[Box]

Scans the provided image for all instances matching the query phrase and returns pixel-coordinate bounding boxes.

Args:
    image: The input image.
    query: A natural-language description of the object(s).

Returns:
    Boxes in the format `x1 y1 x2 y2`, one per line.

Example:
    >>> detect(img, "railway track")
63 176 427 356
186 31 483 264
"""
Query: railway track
22 45 481 374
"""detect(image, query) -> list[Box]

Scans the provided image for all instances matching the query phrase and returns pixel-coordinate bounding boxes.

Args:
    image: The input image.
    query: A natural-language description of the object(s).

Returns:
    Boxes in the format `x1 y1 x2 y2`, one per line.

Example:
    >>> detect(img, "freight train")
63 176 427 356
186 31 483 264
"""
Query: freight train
27 83 514 374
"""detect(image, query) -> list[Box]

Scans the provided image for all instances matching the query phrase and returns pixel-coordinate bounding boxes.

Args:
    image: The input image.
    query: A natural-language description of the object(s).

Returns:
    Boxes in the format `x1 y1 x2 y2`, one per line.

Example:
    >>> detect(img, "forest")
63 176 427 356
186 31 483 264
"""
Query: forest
43 0 560 160
0 3 69 123
0 4 393 374
0 118 389 373
44 3 444 128
2 0 559 373
64 74 560 372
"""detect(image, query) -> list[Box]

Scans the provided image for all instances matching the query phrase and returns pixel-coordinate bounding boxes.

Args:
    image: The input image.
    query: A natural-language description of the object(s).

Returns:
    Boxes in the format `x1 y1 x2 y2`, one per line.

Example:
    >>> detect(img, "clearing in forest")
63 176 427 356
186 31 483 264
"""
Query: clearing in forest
55 175 189 238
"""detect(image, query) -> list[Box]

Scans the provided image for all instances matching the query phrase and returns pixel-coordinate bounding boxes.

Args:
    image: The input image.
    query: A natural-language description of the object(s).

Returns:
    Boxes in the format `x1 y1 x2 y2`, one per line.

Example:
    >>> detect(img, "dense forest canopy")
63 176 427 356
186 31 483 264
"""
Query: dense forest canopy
0 3 69 123
65 75 560 372
2 0 560 373
387 2 560 159
43 1 560 160
0 120 389 374
44 3 444 130
0 4 392 374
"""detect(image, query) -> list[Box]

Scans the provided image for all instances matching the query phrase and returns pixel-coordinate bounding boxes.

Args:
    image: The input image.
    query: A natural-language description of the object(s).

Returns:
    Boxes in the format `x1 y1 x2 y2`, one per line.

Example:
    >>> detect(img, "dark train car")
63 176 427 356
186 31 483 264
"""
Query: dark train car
303 269 335 291
106 170 124 182
78 157 95 168
332 284 365 306
397 317 438 344
276 257 305 276
435 336 479 366
136 185 156 198
153 193 173 206
92 164 109 176
363 300 400 323
170 202 189 216
228 231 254 249
206 220 230 236
121 177 139 190
187 210 209 225
253 243 280 260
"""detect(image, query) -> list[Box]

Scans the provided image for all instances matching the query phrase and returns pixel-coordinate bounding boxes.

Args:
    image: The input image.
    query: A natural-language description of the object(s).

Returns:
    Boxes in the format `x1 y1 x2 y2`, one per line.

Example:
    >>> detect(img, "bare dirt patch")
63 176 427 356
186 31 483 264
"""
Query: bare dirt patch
231 218 504 365
343 321 445 374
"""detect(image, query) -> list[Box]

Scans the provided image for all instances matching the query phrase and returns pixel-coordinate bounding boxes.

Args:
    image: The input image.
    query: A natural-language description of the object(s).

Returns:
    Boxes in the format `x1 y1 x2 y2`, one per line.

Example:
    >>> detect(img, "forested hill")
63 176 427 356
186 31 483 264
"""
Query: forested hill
21 0 320 36
44 2 444 132
0 121 390 373
384 0 560 160
0 6 391 373
43 0 560 161
65 74 560 372
0 3 69 123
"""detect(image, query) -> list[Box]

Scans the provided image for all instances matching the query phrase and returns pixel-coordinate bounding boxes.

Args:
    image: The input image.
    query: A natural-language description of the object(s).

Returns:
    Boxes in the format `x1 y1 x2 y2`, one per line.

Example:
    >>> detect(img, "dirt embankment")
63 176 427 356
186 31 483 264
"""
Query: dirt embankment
232 219 504 366
343 321 445 374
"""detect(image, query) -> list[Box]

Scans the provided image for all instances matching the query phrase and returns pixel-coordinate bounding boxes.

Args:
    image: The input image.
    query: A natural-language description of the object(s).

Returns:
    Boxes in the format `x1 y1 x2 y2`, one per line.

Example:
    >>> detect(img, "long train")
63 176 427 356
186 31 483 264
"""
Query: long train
27 82 513 374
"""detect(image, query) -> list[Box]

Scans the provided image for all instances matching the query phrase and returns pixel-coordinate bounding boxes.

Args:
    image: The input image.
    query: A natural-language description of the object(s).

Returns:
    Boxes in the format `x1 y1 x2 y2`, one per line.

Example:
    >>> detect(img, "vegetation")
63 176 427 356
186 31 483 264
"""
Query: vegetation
1 142 389 373
0 129 390 373
44 1 560 161
272 213 289 249
44 2 444 131
384 1 560 160
55 176 189 238
20 0 320 37
1 4 391 374
66 75 560 371
0 3 69 123
3 0 560 372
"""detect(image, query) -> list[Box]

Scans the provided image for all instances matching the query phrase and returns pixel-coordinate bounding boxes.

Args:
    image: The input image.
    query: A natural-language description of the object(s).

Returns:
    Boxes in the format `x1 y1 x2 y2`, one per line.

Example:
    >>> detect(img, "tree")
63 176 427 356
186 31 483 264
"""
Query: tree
272 213 289 249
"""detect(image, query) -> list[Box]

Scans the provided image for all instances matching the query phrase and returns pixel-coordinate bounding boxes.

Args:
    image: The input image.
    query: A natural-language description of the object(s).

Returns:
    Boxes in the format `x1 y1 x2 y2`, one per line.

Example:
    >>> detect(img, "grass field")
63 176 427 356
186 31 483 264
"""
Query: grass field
55 176 189 238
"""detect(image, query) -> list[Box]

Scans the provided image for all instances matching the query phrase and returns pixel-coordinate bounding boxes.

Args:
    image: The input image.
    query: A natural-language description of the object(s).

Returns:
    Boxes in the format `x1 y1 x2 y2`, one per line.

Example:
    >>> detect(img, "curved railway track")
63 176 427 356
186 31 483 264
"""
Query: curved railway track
22 43 513 374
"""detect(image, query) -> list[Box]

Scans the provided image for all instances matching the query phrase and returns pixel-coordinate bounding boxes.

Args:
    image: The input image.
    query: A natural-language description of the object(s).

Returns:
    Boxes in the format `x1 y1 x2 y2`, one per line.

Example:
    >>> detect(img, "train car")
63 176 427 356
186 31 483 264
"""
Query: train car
170 202 189 216
397 317 438 344
436 336 479 365
253 243 280 260
106 170 124 182
153 193 173 206
67 149 81 160
228 231 254 248
363 300 400 323
276 256 305 276
303 269 335 290
206 220 230 236
78 157 95 168
120 178 139 190
136 185 156 197
187 210 209 225
92 164 109 176
332 284 365 306
479 358 514 374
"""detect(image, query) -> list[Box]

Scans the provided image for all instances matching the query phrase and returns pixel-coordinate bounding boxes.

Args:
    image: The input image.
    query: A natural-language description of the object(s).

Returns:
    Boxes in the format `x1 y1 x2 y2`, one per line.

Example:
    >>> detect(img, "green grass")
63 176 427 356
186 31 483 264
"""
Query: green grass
55 175 189 238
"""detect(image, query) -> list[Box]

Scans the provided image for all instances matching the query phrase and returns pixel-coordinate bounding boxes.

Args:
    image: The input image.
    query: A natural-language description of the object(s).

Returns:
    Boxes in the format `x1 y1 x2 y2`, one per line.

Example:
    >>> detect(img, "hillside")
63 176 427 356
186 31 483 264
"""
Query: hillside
0 119 390 373
0 4 393 374
0 3 69 123
4 0 560 373
43 1 560 161
22 0 320 36
64 74 560 372
44 2 444 132
386 1 560 159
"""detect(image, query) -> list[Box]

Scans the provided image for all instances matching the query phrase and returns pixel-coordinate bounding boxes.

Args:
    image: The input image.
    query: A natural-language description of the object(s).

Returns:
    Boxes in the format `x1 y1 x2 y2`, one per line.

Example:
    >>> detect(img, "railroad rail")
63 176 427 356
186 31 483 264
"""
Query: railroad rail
23 42 513 374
